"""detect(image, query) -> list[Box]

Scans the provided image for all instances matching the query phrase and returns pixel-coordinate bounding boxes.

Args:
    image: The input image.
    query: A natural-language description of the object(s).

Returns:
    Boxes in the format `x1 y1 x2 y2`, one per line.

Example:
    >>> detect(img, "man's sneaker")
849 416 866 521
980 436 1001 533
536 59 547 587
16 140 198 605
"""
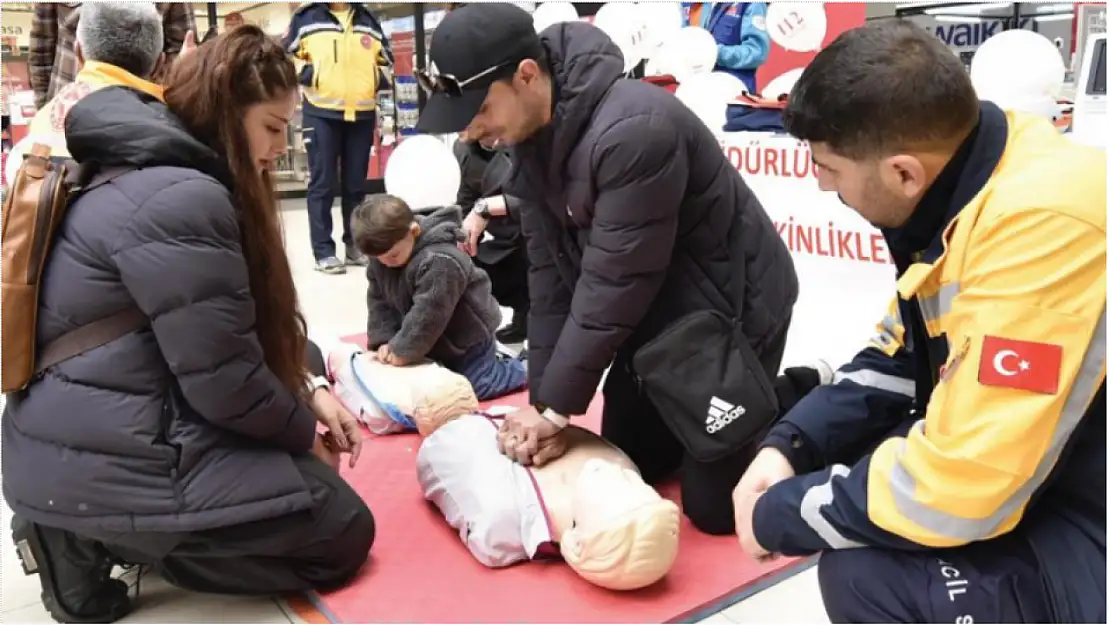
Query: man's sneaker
12 517 133 623
345 249 369 267
315 256 346 275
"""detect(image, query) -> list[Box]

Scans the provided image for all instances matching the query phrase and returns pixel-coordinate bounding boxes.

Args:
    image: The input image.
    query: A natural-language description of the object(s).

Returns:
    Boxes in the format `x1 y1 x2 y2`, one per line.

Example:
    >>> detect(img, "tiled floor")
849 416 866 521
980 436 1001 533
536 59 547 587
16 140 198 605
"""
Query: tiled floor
0 202 829 623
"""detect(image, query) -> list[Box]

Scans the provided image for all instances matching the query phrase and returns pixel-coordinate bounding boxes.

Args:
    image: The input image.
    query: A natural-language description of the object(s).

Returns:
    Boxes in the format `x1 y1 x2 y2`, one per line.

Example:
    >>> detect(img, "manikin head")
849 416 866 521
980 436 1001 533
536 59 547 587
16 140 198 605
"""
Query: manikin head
415 3 553 147
75 2 164 80
560 459 680 591
783 20 980 229
327 344 479 437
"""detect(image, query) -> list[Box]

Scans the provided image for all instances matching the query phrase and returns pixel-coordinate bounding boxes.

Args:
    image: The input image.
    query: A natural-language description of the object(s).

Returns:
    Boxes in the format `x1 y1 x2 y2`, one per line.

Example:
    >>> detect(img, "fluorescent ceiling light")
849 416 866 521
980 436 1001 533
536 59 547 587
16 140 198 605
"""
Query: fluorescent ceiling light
933 15 986 23
1034 13 1075 22
924 2 1011 16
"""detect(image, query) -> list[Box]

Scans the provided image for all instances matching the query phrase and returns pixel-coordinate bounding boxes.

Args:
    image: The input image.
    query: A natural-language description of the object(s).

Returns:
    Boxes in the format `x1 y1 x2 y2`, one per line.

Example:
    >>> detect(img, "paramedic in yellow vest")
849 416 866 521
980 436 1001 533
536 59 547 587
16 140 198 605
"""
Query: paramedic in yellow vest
20 2 175 161
733 21 1106 623
284 3 394 275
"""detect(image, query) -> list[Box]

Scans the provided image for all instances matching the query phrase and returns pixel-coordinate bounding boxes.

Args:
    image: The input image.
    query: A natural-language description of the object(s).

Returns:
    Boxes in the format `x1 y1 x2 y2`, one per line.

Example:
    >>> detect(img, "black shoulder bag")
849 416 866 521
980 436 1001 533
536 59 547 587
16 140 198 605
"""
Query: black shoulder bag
630 257 780 463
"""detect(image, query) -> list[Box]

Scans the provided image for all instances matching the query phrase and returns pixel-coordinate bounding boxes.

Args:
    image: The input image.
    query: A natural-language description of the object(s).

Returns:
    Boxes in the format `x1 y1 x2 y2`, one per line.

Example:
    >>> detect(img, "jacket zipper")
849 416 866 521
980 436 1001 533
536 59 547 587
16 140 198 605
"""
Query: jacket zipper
333 40 338 63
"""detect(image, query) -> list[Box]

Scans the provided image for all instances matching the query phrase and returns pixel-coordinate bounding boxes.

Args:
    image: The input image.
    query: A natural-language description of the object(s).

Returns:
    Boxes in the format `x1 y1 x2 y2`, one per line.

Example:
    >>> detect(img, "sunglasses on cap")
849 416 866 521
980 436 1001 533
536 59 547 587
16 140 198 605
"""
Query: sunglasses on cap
416 59 517 97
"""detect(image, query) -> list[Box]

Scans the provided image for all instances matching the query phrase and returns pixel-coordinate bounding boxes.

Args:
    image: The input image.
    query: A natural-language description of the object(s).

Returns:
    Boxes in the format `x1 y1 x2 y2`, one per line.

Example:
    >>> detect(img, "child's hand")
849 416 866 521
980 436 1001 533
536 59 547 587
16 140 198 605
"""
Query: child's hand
376 344 392 362
376 344 411 367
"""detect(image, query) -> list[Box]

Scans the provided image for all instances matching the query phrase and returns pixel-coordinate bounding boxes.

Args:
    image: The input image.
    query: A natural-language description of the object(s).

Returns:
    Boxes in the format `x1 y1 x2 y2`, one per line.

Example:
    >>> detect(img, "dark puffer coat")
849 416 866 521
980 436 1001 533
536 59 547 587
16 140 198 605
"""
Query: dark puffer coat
2 86 319 535
508 22 798 416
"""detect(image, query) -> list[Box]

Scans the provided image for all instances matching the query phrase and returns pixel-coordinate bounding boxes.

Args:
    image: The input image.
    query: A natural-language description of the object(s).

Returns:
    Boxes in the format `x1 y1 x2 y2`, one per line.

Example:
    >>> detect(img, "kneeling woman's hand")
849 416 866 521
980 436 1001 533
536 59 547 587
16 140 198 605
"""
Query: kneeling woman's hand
311 389 364 469
313 432 341 471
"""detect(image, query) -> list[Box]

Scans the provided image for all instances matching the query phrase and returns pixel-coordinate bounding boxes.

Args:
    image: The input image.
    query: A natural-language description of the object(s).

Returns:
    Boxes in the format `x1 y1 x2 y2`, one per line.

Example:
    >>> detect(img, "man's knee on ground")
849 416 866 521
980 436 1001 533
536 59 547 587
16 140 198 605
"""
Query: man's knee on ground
680 490 735 536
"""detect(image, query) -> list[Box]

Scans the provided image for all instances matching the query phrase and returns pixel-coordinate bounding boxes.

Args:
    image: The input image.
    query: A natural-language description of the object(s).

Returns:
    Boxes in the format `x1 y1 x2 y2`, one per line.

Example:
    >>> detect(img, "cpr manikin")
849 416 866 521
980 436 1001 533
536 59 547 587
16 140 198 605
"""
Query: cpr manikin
324 340 681 589
417 413 681 591
326 341 478 436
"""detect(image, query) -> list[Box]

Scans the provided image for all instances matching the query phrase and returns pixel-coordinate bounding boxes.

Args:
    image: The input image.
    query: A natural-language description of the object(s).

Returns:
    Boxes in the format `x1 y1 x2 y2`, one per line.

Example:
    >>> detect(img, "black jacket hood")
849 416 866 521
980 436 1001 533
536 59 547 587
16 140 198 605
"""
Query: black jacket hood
515 22 625 180
65 86 233 188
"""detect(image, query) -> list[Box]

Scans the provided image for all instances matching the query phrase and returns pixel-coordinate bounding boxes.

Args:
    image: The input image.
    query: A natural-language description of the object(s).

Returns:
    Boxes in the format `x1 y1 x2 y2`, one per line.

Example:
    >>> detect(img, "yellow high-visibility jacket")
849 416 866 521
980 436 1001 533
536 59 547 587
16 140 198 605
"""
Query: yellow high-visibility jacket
283 3 392 122
754 105 1106 622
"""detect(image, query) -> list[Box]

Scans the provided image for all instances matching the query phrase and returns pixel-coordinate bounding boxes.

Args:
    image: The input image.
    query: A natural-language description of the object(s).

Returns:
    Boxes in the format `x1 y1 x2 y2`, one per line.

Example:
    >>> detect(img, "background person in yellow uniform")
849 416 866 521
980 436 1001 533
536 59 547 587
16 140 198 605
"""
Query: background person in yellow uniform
284 3 393 274
732 20 1106 624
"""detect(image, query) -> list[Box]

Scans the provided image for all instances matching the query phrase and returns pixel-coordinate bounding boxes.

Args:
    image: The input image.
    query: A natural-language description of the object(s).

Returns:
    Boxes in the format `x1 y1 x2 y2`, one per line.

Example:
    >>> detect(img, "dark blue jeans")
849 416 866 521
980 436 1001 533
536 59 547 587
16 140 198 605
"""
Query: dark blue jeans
444 339 527 401
302 112 376 261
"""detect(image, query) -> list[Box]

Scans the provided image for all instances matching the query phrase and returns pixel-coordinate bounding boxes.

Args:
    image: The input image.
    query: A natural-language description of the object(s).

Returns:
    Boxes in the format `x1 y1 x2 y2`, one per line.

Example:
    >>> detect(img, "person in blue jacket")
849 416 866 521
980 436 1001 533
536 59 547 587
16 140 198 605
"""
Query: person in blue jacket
683 2 771 94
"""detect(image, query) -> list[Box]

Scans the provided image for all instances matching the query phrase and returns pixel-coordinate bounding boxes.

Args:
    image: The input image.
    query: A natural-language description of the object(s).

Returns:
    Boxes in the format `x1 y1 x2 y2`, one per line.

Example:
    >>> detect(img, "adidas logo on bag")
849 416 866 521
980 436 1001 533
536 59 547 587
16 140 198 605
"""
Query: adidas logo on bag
706 396 745 434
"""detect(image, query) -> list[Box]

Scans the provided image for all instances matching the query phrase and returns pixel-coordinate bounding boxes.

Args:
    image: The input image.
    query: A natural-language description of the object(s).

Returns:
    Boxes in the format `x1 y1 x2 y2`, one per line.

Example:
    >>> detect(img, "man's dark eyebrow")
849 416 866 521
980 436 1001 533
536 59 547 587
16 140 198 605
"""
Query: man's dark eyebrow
811 155 833 171
268 113 291 124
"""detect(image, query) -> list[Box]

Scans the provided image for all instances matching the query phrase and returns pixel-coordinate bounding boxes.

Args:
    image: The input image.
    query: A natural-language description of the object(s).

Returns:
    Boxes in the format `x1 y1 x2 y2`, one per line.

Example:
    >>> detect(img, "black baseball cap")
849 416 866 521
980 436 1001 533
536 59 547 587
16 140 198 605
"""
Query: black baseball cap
415 3 544 134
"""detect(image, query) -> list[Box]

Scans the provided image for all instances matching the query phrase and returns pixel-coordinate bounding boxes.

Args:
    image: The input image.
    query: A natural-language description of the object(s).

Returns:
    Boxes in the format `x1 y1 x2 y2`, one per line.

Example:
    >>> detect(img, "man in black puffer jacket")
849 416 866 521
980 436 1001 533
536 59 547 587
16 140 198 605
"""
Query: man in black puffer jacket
416 4 797 535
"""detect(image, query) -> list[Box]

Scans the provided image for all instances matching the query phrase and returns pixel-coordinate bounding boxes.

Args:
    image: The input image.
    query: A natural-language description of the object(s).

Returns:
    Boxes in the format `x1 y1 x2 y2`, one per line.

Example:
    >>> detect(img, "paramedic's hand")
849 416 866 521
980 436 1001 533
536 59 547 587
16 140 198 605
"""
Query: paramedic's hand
732 447 793 560
312 388 364 468
460 211 489 257
734 487 774 561
497 407 567 466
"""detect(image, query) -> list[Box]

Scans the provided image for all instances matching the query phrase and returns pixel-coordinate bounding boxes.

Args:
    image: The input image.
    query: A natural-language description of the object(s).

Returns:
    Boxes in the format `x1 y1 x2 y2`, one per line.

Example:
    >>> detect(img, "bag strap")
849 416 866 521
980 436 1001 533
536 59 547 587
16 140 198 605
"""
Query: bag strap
36 307 148 374
34 164 146 374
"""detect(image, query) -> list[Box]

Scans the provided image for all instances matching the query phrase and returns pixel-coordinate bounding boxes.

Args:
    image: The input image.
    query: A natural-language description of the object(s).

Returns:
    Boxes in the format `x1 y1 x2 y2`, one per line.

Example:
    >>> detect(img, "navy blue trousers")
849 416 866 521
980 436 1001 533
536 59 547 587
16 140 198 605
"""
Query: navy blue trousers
443 339 527 401
818 530 1053 623
302 113 376 261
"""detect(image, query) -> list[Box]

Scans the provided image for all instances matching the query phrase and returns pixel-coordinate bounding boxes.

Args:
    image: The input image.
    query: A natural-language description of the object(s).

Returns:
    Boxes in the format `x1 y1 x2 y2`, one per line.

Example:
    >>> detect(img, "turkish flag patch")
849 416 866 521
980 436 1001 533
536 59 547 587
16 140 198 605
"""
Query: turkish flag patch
978 336 1063 395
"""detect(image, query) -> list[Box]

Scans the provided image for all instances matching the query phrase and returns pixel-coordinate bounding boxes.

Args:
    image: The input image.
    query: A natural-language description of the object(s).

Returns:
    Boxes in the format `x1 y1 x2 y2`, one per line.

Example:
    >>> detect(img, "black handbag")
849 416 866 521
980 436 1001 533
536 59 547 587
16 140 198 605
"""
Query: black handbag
631 288 779 463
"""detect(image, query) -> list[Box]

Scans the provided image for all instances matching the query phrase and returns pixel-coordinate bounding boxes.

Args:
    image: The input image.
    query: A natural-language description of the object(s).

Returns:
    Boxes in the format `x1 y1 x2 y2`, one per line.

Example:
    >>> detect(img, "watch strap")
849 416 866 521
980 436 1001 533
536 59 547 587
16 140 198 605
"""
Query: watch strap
306 375 330 394
540 407 570 429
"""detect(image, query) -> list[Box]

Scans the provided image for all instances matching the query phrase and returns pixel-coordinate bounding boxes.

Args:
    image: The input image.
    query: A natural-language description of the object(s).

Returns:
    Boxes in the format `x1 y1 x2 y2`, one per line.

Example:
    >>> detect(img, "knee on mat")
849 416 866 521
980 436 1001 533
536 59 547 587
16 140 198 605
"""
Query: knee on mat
680 490 735 536
308 504 376 590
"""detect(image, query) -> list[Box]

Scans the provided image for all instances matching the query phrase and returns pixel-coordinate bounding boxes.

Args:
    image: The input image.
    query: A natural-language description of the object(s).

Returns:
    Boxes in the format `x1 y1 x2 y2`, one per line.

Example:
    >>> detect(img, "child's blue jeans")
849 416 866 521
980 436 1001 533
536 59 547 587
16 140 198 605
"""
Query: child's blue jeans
445 339 527 401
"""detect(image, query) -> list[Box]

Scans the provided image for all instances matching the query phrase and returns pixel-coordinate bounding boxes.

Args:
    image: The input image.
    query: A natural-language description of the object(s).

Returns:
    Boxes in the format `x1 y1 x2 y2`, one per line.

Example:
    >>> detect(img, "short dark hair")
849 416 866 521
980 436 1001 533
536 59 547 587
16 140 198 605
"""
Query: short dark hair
351 194 415 256
783 20 979 160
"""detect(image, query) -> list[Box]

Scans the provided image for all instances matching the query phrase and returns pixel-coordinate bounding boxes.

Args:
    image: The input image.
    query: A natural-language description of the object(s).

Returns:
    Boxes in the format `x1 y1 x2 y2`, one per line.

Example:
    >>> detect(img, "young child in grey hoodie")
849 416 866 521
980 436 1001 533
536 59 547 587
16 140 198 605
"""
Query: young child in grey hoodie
351 194 527 401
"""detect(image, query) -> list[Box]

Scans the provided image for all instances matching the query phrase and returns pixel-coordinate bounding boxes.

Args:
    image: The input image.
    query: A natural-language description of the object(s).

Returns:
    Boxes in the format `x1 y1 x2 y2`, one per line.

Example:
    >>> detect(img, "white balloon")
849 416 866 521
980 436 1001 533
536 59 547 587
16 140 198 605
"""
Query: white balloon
670 26 719 82
765 3 827 53
971 30 1066 120
385 135 461 211
532 2 579 34
762 67 805 100
593 2 648 73
638 1 684 72
676 72 744 134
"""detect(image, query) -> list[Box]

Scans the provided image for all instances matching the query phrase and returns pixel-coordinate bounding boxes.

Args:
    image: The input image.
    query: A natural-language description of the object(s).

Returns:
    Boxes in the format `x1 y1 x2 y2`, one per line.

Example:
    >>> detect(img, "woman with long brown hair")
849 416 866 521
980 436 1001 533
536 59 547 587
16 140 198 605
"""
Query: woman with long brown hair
5 25 373 623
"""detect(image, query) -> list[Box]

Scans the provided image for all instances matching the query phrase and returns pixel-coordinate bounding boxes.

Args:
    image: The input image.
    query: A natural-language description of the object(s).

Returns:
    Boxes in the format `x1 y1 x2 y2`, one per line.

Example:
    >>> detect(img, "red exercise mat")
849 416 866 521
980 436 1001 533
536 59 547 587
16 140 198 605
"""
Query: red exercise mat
309 336 813 623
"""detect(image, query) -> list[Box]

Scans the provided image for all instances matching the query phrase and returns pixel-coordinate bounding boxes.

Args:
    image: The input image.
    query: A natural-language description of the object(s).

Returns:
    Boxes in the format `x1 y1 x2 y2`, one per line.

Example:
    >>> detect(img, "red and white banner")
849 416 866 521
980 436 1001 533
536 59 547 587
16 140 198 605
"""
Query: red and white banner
720 131 895 367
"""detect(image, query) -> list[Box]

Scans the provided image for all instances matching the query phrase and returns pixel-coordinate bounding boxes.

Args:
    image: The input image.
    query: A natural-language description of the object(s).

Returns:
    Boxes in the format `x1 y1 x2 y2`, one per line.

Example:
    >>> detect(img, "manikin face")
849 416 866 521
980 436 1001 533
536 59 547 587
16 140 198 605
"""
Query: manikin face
462 60 550 148
570 459 660 533
244 89 297 173
810 142 930 229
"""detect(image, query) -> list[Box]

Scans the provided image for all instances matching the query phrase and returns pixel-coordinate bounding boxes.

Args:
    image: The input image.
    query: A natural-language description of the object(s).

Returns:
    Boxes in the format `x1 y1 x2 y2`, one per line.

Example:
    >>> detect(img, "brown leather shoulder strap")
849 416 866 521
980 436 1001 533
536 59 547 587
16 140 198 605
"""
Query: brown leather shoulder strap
36 307 148 374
